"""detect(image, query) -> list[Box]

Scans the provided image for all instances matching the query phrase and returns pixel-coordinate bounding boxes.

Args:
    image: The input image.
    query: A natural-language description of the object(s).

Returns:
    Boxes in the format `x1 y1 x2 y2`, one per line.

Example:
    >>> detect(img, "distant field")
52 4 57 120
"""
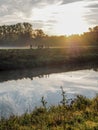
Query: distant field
0 47 98 70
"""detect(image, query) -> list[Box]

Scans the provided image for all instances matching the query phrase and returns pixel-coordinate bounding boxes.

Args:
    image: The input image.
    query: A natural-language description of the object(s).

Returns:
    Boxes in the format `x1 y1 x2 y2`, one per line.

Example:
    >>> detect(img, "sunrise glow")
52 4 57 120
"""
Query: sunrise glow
0 0 98 35
32 1 89 35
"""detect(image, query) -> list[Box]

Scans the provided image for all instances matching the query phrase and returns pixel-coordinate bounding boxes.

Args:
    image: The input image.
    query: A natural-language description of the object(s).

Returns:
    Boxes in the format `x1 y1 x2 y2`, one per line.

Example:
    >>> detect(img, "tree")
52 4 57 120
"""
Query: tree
0 22 33 46
32 29 46 47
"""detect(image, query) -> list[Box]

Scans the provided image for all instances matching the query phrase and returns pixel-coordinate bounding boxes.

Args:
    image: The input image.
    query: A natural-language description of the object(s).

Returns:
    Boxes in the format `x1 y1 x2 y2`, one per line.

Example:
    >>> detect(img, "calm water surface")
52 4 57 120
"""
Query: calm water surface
0 69 98 118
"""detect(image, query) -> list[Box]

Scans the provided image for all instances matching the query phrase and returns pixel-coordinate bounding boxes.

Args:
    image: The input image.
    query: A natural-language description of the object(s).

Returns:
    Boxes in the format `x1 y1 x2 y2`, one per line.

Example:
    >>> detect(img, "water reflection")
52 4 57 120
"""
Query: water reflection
0 66 97 82
0 69 98 118
0 67 66 82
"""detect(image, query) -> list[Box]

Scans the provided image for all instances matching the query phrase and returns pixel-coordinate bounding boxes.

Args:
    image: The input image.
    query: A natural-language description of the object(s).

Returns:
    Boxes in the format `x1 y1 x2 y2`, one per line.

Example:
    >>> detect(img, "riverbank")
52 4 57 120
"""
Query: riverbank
0 48 98 71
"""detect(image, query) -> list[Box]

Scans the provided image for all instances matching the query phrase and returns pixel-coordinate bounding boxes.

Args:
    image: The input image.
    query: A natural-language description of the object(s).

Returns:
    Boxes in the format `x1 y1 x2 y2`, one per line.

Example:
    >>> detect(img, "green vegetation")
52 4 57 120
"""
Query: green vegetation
0 22 98 48
0 23 32 47
0 23 98 129
0 23 66 47
0 88 98 130
0 47 98 70
0 23 98 70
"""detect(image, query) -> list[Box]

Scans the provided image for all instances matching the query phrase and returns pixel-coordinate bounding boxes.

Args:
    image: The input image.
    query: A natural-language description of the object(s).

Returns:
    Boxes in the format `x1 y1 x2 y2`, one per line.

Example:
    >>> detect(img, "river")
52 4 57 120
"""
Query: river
0 68 98 118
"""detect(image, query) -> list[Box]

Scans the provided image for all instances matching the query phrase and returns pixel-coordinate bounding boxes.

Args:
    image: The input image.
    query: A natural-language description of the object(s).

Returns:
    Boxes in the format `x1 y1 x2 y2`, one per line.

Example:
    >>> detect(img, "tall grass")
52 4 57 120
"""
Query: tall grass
0 87 98 130
0 48 98 70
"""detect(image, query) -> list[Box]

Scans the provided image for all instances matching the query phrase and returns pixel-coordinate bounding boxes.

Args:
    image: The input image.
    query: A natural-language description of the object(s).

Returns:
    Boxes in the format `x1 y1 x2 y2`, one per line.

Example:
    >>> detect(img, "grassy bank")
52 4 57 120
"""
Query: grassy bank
0 88 98 130
0 48 98 70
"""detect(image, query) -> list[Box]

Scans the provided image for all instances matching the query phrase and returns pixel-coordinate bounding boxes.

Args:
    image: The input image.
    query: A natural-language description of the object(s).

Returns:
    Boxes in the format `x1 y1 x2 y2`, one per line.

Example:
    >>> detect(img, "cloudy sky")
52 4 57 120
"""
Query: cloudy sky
0 0 98 35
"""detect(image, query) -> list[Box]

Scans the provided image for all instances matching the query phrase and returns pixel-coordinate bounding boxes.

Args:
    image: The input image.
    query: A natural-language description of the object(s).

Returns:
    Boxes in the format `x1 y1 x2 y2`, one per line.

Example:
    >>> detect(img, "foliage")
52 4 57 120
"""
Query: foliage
0 22 98 49
0 46 98 70
0 22 33 46
0 90 98 130
0 23 98 88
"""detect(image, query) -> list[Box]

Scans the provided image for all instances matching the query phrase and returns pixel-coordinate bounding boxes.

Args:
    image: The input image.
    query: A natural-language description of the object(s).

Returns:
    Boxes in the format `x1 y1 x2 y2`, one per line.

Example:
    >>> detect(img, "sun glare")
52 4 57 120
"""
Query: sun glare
32 2 89 35
54 2 89 35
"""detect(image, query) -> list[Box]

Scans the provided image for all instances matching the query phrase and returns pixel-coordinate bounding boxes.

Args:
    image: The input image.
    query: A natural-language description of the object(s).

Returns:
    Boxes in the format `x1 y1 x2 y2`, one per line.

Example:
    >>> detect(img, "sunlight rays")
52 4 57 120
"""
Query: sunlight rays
32 1 89 35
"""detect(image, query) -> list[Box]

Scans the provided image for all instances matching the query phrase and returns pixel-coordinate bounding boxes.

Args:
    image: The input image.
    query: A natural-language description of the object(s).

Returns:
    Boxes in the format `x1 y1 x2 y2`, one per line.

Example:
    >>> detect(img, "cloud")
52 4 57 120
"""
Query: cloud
86 2 98 8
0 0 98 34
0 0 38 25
0 0 88 23
45 20 58 28
84 11 98 25
0 0 34 17
33 20 44 28
84 2 98 25
61 0 84 5
0 0 85 18
44 20 58 31
32 19 58 34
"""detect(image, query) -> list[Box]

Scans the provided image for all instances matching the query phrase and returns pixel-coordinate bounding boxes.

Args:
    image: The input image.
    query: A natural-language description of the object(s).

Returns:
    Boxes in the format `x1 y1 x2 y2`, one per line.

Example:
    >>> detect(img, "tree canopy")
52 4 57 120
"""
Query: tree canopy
0 22 98 48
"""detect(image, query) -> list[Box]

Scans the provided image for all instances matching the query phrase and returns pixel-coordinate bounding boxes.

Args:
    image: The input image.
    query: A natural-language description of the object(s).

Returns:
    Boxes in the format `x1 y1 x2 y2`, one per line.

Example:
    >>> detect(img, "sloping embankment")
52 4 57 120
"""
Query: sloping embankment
0 48 98 70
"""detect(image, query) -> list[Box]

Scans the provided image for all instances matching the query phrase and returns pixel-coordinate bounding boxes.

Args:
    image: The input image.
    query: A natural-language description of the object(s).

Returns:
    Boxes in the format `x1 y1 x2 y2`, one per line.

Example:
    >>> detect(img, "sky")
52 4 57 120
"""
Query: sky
0 0 98 35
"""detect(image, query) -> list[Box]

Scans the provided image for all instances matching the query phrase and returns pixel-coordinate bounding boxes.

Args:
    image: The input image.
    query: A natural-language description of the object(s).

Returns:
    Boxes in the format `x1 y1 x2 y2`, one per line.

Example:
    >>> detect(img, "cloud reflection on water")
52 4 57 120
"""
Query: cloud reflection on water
0 69 98 117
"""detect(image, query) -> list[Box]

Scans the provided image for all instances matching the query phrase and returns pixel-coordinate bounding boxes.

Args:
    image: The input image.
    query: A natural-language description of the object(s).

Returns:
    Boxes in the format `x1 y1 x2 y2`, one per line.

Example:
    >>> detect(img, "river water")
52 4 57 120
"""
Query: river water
0 68 98 118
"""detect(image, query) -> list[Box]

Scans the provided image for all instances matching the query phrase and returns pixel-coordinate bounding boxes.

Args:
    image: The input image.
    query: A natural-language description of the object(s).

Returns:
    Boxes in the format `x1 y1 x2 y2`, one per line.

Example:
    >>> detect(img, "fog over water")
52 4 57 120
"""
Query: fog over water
0 69 98 118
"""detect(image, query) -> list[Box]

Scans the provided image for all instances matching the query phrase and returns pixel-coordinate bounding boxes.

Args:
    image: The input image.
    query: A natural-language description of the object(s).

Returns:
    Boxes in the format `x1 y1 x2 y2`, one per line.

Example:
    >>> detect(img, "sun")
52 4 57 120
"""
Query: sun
53 13 88 35
52 2 89 35
32 1 89 36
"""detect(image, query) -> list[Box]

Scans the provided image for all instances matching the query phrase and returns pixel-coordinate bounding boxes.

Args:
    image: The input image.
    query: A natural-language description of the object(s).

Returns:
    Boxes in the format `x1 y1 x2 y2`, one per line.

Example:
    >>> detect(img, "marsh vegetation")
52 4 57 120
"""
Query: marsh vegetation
0 87 98 130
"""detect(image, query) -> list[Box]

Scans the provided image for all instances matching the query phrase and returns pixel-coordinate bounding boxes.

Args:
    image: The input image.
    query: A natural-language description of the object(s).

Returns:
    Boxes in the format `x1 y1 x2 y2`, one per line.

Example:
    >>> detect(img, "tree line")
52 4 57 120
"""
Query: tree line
0 22 98 47
0 22 33 46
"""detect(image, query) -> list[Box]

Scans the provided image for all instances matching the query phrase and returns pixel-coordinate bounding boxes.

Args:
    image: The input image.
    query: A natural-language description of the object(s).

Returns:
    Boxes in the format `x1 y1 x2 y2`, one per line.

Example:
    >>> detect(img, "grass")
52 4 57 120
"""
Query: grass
0 88 98 130
0 47 98 70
